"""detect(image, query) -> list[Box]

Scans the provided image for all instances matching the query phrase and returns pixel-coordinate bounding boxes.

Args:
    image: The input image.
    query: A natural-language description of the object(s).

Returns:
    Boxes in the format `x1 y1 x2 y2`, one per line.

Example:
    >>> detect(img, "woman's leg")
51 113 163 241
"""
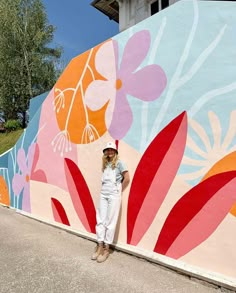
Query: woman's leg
91 194 108 260
95 194 108 243
91 242 103 260
104 194 121 245
96 193 121 263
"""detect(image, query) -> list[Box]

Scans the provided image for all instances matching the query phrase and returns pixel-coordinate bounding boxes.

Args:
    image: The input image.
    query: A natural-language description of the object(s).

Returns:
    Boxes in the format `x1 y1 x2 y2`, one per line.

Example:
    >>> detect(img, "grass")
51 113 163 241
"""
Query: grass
0 129 24 155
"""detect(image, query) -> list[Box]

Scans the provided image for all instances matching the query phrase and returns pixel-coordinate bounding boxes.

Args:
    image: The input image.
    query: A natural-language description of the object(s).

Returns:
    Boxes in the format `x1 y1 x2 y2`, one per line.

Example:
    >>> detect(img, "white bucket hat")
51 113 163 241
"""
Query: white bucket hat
103 141 118 154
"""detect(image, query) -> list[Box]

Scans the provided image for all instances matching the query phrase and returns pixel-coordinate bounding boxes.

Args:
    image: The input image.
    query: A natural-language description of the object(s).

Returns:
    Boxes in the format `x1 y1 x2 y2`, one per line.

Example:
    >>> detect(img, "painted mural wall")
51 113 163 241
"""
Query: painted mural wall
0 0 236 284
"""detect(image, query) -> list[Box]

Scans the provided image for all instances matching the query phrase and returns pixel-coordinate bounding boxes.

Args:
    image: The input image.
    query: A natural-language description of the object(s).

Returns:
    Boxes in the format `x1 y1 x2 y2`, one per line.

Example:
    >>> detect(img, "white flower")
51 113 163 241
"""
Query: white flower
180 111 236 182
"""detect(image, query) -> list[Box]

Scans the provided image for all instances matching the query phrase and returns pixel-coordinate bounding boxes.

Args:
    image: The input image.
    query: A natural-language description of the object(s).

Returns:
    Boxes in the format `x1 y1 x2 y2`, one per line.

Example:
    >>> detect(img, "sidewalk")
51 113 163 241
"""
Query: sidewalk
0 205 232 293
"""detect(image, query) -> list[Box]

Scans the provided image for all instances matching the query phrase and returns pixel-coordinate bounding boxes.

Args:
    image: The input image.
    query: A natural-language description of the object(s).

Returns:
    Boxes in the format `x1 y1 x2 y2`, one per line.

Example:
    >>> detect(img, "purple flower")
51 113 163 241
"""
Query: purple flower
12 143 36 212
85 30 167 139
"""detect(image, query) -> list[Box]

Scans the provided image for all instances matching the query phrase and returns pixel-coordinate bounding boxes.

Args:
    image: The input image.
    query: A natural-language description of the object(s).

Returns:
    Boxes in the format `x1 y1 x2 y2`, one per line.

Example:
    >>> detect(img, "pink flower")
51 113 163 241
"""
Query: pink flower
12 143 47 212
85 30 167 139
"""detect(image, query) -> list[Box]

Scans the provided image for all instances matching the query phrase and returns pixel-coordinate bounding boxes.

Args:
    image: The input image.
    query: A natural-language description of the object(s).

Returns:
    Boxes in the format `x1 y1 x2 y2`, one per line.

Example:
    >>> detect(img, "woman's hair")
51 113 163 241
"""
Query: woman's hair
102 153 119 171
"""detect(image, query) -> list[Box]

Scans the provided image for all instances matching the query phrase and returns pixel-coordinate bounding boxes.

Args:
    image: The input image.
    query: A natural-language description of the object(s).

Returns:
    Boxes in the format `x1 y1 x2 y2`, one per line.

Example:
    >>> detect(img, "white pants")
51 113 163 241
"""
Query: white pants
96 182 122 244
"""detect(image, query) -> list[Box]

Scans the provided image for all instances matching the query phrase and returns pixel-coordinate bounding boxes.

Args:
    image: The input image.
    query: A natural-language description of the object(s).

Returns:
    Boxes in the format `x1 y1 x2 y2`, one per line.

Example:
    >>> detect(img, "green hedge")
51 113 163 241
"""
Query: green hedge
4 120 21 132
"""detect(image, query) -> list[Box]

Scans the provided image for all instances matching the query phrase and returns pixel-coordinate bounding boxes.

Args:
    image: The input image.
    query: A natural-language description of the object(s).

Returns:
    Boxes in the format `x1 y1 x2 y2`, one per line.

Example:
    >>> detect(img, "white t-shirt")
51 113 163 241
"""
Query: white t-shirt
115 159 128 183
104 159 128 184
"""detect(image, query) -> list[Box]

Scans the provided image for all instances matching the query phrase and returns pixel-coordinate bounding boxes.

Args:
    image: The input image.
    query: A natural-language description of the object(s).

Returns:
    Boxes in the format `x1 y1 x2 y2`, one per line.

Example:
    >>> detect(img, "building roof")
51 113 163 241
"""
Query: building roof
91 0 119 22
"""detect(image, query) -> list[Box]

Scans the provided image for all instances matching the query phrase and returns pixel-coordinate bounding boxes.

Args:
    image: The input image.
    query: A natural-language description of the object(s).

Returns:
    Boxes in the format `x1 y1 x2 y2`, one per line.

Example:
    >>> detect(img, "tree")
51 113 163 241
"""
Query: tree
0 0 62 127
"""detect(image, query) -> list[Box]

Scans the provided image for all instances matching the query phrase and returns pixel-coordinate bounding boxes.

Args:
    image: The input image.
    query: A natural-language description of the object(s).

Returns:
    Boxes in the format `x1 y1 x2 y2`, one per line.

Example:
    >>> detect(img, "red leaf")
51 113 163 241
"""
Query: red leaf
51 198 70 226
64 158 96 233
127 112 187 245
154 171 236 258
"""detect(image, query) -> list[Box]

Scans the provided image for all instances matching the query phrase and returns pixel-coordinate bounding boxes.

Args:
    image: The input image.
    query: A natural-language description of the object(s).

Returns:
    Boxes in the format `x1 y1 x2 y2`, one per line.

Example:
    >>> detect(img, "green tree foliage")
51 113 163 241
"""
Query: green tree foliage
0 0 62 127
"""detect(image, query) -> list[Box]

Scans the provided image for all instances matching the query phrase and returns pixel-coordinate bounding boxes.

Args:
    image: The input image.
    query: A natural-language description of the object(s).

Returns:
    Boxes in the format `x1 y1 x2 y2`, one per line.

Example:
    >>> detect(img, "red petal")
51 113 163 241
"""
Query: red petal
31 170 47 183
154 171 236 258
127 112 187 245
31 143 39 173
30 143 48 183
51 198 70 226
64 158 96 233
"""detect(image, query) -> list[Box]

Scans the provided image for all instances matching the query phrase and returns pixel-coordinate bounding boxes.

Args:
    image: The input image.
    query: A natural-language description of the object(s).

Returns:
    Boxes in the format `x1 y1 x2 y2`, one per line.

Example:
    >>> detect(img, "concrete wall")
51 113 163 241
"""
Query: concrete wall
0 0 236 287
119 0 178 31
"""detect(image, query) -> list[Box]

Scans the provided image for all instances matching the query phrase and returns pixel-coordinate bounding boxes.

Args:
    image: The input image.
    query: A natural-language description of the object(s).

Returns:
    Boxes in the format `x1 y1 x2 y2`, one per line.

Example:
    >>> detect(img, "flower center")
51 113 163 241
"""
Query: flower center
25 174 30 182
116 79 122 90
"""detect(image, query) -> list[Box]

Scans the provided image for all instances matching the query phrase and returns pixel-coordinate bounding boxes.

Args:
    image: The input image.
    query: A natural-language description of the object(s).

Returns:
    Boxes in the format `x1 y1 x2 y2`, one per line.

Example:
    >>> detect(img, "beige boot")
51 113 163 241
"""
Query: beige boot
91 242 103 260
97 244 110 263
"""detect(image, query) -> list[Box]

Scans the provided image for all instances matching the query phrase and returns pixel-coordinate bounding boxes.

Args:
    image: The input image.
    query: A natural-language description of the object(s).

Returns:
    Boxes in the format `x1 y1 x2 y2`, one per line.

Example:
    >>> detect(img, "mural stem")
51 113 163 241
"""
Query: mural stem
64 48 94 131
149 0 198 141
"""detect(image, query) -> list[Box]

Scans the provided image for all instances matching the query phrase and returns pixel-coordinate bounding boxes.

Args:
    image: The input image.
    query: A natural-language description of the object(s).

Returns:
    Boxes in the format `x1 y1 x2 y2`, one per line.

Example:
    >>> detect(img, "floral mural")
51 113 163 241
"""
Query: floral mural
85 30 167 139
12 143 47 212
0 0 236 286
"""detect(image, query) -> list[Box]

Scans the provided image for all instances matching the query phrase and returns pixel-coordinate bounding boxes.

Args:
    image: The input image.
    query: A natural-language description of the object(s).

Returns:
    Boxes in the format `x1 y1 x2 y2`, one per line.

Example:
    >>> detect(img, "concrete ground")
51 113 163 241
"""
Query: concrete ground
0 205 234 293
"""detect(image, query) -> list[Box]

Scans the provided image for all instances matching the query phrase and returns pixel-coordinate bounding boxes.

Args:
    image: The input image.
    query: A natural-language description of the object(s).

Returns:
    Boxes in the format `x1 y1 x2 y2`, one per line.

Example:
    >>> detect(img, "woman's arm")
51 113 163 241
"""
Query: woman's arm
121 171 130 192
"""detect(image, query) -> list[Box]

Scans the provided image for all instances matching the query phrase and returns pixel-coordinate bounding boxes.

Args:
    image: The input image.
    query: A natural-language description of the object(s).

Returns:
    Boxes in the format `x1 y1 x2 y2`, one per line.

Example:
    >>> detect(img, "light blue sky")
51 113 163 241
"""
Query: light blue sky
42 0 119 64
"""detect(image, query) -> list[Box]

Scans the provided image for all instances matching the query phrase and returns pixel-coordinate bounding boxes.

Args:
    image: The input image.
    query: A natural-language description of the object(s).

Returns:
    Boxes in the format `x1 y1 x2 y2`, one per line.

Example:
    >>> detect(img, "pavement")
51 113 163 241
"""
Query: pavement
0 205 234 293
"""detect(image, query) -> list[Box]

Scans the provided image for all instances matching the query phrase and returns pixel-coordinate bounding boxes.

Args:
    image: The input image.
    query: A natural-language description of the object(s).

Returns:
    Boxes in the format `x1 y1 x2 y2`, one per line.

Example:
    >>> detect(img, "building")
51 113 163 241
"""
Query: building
91 0 178 31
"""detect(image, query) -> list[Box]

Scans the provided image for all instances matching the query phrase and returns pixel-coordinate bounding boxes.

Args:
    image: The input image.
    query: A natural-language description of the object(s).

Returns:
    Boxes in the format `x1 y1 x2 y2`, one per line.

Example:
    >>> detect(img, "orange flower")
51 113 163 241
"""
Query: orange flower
0 176 10 206
53 42 108 148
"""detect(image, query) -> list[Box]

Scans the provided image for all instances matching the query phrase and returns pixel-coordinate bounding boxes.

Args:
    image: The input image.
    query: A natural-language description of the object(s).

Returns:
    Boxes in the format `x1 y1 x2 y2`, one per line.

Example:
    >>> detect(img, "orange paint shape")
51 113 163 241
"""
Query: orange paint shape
202 151 236 216
0 176 10 206
54 41 110 144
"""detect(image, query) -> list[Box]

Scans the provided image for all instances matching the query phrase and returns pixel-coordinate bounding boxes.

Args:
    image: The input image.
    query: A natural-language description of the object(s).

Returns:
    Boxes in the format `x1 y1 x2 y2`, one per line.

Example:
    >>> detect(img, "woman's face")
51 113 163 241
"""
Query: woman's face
105 148 116 159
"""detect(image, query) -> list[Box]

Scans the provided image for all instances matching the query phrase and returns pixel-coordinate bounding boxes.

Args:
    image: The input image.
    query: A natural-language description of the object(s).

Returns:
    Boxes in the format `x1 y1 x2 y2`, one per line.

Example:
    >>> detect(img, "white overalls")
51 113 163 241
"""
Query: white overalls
96 163 122 244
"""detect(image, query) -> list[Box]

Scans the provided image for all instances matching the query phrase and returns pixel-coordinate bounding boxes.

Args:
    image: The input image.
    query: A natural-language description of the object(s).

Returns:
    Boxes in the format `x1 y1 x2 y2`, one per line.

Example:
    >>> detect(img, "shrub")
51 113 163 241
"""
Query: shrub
4 119 21 132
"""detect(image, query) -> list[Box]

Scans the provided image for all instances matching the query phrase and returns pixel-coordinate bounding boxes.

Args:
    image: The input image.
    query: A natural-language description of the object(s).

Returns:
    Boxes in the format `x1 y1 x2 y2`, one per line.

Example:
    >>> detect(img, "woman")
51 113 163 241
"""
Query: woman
91 141 130 263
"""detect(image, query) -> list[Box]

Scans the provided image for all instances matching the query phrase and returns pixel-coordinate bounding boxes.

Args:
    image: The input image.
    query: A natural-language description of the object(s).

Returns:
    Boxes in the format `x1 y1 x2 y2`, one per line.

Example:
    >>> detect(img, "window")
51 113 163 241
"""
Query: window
150 0 169 16
151 1 159 15
161 0 169 10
